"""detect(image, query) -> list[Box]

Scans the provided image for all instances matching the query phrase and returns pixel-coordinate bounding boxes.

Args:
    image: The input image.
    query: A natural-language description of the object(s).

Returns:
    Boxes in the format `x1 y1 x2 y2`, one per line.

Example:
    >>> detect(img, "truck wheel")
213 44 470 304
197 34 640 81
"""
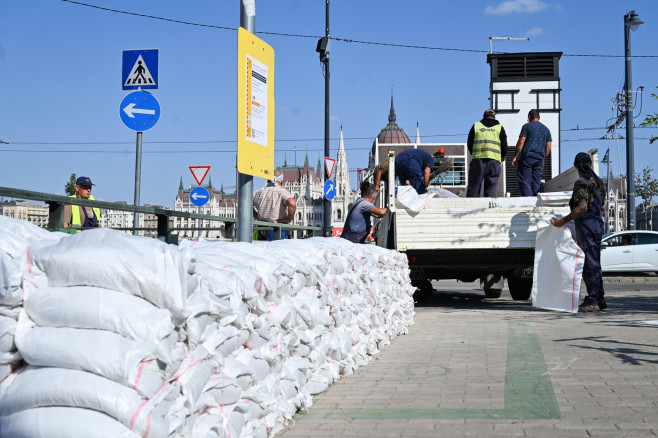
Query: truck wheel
484 287 502 299
507 277 532 301
412 279 433 302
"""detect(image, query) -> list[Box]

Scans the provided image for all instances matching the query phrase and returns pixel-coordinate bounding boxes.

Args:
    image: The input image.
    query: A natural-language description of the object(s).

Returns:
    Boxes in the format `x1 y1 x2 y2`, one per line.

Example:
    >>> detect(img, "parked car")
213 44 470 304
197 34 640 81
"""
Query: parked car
600 230 658 273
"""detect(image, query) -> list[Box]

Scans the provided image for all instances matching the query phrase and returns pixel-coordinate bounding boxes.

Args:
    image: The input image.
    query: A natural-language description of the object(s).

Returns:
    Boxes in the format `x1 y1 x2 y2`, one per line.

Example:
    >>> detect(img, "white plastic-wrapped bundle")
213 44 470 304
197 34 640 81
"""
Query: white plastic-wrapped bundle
27 228 193 320
23 286 175 348
0 366 175 438
0 251 23 308
0 406 141 438
14 318 166 398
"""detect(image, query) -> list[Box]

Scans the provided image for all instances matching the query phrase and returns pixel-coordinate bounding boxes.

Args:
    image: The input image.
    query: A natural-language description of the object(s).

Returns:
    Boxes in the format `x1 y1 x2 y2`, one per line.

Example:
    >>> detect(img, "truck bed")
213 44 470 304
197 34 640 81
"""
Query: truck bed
394 195 570 251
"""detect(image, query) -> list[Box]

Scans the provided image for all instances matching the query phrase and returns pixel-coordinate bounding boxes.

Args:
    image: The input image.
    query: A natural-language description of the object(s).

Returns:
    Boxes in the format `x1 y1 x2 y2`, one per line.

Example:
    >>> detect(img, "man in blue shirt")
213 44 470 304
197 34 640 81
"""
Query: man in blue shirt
374 148 436 195
512 109 552 196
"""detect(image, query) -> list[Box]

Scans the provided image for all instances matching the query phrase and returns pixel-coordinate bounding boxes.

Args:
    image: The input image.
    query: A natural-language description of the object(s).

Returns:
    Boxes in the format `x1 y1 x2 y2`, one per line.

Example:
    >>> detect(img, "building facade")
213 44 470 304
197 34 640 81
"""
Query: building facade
170 134 359 240
368 95 468 197
487 52 563 196
0 200 49 228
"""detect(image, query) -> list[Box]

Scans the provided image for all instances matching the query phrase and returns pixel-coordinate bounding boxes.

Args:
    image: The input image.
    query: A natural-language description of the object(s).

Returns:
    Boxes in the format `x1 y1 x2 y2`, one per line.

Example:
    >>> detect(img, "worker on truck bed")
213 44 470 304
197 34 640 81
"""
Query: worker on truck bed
512 109 552 196
373 148 453 195
466 109 508 197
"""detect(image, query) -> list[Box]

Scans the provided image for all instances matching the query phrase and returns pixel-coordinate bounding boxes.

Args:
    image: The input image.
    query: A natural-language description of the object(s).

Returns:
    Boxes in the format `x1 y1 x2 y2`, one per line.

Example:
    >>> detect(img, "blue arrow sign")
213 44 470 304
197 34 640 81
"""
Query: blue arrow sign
324 180 336 201
120 91 161 132
190 186 210 207
122 49 158 90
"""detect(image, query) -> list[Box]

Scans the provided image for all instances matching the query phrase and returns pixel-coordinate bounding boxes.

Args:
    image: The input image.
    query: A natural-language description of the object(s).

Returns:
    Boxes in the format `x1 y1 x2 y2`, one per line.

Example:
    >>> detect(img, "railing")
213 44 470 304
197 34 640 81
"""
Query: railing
0 186 320 243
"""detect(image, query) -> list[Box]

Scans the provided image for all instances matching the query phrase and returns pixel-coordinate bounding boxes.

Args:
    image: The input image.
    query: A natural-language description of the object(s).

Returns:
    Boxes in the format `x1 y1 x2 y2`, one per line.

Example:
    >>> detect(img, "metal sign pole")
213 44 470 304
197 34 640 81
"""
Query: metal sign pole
237 0 255 242
133 131 142 235
322 0 332 237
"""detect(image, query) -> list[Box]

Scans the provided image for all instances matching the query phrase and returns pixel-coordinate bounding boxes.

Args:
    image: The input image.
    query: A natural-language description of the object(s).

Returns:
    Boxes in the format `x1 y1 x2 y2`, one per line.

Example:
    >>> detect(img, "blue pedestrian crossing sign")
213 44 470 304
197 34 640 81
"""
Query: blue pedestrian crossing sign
324 180 336 201
190 186 210 207
122 49 159 90
119 90 161 132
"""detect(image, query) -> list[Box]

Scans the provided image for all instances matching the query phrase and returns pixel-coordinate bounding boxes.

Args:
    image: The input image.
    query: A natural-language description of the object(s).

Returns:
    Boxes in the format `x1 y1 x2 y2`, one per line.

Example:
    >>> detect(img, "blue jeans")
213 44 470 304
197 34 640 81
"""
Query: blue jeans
517 156 544 196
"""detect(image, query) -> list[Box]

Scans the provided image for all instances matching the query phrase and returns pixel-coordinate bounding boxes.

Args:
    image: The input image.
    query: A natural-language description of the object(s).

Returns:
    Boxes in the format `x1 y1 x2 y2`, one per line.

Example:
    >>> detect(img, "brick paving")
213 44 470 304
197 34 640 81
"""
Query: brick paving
278 280 658 438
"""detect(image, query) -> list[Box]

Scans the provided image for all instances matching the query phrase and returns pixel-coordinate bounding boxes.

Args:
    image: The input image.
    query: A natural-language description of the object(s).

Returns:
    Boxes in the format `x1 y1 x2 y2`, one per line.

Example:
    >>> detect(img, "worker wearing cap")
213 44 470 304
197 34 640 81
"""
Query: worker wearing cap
466 109 508 197
64 176 101 230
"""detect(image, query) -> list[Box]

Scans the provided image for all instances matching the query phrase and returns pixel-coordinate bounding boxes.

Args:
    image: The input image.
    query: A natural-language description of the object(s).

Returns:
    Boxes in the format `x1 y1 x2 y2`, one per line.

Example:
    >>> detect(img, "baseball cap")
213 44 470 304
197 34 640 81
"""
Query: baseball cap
483 109 496 117
76 176 95 186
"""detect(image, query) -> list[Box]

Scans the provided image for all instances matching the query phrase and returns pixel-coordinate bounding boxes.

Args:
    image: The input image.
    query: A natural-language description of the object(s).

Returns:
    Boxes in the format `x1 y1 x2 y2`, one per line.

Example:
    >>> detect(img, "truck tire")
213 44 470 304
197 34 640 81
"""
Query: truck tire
412 279 433 302
507 277 532 301
484 287 502 299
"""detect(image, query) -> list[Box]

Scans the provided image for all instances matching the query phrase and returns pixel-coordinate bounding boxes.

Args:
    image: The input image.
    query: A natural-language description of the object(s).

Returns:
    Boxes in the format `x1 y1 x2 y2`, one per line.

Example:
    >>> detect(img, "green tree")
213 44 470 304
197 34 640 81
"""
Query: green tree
634 167 658 209
640 86 658 144
65 173 77 196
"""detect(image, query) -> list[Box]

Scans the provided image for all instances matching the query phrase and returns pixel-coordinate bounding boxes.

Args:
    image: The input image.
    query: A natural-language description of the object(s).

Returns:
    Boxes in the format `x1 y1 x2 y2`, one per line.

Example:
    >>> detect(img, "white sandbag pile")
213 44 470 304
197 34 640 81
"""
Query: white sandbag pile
0 216 64 383
0 216 415 438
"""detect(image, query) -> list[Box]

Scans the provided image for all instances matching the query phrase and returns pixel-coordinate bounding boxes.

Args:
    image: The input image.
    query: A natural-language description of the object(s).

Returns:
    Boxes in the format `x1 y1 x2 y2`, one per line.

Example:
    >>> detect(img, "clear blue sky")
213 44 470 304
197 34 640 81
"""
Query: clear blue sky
1 0 657 207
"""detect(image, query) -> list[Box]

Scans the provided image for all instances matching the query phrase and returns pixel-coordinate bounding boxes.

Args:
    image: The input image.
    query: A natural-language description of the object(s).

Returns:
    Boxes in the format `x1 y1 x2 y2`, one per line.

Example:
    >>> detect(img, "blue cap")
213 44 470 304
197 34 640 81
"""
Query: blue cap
76 176 95 186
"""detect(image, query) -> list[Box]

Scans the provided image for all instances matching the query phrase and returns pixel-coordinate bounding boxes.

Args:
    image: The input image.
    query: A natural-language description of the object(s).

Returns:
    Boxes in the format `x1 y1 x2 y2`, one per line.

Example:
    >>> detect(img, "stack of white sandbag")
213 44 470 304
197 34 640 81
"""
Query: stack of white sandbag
0 216 63 383
2 227 195 438
177 237 414 437
0 217 415 438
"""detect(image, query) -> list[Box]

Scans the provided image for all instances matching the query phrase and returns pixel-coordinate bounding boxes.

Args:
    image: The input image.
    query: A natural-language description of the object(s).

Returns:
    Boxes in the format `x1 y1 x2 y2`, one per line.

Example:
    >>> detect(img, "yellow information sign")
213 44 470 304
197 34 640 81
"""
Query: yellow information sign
237 27 275 179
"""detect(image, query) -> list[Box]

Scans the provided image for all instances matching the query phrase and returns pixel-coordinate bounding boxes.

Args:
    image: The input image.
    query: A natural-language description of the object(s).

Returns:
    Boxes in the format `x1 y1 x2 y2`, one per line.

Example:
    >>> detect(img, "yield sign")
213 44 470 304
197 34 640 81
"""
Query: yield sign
189 166 211 186
324 157 336 180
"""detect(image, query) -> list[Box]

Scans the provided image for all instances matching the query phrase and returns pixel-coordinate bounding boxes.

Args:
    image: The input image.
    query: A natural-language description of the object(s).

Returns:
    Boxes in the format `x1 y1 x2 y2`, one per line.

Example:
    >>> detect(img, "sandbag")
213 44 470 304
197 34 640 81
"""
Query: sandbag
0 406 140 438
532 221 583 313
24 286 174 347
0 366 171 438
14 320 164 398
27 228 192 320
0 251 23 307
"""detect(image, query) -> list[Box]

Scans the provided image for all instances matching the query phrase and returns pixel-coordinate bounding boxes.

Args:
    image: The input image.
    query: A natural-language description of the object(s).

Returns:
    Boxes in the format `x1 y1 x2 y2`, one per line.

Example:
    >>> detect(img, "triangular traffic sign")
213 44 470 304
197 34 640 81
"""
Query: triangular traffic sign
324 157 336 180
124 55 156 87
189 166 211 186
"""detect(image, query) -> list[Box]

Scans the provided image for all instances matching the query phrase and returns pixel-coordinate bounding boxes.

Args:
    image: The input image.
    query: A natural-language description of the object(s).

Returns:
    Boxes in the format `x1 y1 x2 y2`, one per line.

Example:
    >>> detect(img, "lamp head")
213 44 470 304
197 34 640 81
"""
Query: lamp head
625 10 644 31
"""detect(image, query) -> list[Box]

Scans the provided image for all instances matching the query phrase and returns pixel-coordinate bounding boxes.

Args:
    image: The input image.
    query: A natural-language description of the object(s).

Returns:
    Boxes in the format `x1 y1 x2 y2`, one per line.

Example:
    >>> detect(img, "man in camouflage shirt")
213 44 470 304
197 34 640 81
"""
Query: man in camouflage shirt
551 152 606 312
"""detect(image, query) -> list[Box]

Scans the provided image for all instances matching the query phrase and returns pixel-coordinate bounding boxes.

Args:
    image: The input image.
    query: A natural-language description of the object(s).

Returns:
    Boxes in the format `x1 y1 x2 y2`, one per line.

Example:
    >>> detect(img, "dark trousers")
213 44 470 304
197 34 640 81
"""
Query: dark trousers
466 159 501 197
258 229 290 241
395 155 427 194
517 156 544 196
575 225 604 305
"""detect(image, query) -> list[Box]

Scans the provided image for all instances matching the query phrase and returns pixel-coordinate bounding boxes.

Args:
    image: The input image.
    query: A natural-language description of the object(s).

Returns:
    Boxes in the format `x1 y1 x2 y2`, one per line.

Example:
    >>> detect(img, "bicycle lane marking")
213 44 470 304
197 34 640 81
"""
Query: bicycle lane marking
298 321 561 420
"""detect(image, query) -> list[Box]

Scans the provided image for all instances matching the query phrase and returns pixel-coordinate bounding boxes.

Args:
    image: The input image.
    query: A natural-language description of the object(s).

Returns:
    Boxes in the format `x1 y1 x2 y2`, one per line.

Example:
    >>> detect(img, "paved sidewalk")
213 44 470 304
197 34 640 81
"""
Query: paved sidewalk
278 282 658 437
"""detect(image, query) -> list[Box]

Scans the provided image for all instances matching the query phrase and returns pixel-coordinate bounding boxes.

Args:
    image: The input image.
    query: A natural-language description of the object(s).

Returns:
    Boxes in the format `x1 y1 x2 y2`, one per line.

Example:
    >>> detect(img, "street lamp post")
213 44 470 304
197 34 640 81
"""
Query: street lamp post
624 10 643 230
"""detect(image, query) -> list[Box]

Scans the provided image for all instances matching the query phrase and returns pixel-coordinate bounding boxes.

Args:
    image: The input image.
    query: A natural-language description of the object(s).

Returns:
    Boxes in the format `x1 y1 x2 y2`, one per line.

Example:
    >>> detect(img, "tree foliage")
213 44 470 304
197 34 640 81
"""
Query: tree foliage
65 173 77 196
634 167 658 208
640 86 658 144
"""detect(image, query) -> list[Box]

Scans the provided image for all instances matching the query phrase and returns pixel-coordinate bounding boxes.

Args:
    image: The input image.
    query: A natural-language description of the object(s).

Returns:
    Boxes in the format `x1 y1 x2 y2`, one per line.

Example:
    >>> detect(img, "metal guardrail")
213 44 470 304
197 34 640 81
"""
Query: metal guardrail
0 186 320 243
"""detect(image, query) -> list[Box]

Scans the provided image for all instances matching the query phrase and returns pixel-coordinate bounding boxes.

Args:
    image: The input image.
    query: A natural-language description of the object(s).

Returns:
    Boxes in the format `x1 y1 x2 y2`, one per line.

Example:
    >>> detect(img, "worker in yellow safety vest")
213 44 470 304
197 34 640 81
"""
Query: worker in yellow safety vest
466 109 508 197
64 176 101 231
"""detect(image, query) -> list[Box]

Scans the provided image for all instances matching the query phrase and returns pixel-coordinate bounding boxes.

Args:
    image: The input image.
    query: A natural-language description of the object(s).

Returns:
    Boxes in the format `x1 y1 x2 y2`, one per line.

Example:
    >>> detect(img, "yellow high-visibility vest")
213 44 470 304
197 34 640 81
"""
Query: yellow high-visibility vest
68 194 101 227
472 122 502 161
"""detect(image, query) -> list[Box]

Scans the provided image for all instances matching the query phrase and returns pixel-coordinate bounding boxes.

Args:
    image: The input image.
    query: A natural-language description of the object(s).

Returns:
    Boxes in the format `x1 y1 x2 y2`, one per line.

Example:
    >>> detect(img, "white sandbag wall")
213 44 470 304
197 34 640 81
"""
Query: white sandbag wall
0 216 64 383
0 217 414 438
